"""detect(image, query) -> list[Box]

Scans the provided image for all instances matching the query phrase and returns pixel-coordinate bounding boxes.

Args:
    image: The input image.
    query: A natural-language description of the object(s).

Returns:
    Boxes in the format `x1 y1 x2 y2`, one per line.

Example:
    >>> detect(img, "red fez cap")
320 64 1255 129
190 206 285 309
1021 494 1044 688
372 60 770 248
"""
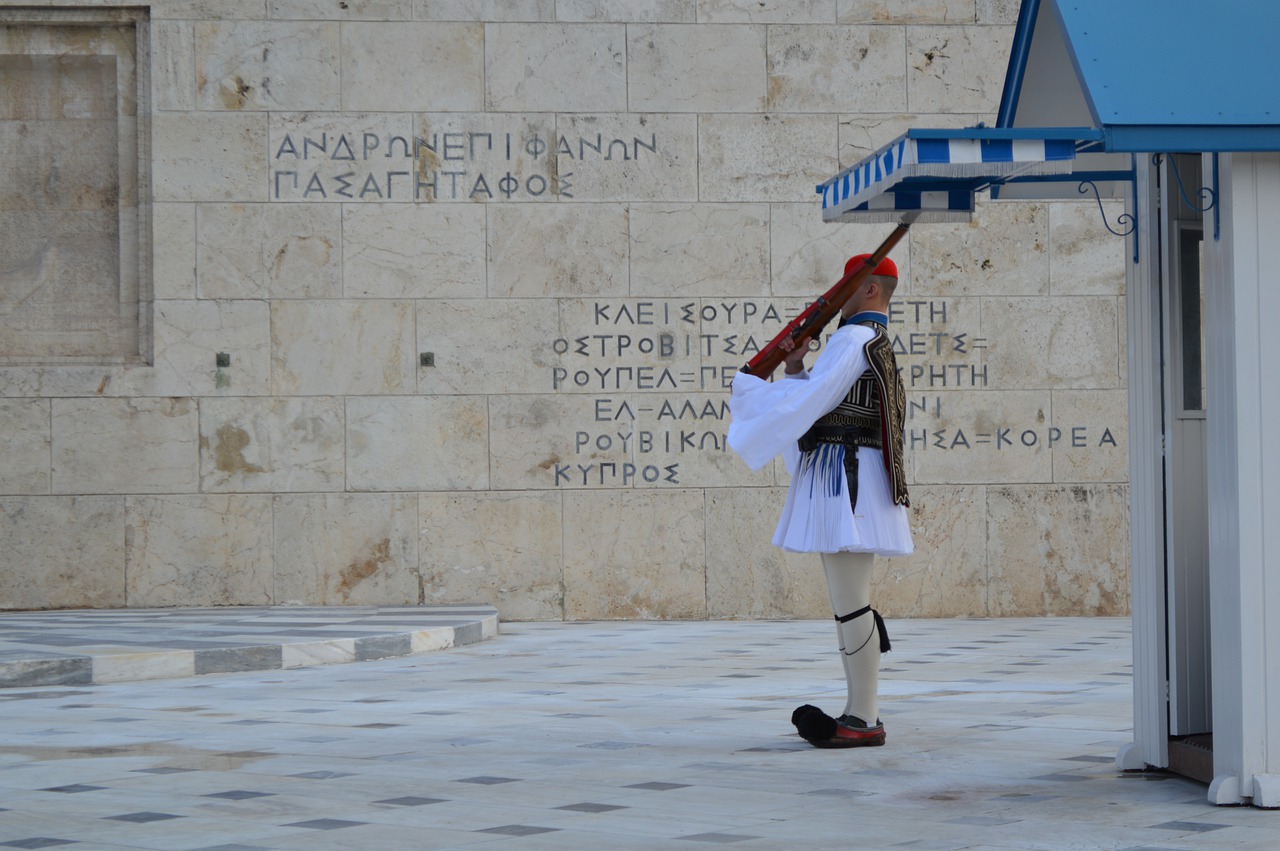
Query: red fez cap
845 253 898 279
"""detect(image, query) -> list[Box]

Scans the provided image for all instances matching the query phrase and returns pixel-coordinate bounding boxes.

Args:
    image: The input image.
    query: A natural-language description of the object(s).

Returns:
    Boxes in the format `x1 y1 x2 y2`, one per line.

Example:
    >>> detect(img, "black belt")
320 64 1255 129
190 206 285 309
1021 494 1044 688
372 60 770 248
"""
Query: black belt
798 423 882 454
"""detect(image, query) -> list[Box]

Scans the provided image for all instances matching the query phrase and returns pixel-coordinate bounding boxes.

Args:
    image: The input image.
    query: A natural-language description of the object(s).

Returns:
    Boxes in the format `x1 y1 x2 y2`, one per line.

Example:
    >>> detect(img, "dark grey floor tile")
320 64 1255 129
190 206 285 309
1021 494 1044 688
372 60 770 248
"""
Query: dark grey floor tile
475 825 560 836
1148 821 1229 832
202 790 276 800
282 819 368 830
373 796 447 806
290 771 355 780
556 802 629 813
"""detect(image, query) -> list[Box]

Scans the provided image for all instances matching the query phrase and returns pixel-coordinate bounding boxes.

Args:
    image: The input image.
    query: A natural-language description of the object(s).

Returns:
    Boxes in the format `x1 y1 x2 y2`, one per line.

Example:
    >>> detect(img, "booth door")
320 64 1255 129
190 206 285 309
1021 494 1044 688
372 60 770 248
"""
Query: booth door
1161 154 1212 748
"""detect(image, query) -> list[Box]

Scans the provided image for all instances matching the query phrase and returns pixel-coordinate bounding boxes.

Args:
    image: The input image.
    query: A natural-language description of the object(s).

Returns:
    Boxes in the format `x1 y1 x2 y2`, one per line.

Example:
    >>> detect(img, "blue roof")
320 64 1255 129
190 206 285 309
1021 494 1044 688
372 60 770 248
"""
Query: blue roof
1001 0 1280 151
818 0 1280 223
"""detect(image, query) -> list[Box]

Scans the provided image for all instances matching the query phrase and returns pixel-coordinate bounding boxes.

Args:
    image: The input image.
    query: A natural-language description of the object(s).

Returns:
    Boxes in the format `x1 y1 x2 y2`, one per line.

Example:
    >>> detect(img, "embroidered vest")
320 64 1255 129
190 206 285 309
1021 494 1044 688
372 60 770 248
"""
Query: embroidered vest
798 321 910 508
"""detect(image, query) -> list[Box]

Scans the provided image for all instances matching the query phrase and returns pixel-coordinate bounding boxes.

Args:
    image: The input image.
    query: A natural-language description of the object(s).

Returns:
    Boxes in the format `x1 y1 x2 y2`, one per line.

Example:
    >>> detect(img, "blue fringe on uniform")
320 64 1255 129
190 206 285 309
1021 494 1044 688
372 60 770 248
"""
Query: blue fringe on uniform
802 443 847 500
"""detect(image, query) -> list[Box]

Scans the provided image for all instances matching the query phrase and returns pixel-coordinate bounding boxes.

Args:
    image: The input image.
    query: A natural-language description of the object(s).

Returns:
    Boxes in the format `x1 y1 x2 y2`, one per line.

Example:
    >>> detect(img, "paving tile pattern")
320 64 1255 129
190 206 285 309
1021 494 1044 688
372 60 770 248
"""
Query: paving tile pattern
2 617 1279 849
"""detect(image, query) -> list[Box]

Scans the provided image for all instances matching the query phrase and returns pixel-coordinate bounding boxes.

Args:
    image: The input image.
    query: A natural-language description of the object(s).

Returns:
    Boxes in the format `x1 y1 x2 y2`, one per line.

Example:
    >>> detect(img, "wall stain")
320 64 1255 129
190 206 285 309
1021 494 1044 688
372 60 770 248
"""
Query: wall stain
416 117 440 193
269 236 332 278
220 75 252 110
213 424 264 474
766 74 785 108
337 538 391 599
916 41 951 73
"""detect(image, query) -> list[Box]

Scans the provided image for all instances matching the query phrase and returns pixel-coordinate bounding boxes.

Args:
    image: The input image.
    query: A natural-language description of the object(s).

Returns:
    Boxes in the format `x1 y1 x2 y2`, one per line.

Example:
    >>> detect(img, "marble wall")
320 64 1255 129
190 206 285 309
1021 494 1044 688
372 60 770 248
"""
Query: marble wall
0 0 1129 620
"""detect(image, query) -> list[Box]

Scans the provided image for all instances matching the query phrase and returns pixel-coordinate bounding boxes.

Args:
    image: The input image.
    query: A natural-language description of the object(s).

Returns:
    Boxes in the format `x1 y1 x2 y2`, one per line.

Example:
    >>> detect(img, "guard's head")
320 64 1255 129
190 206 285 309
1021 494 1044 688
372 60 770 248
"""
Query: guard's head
843 253 899 311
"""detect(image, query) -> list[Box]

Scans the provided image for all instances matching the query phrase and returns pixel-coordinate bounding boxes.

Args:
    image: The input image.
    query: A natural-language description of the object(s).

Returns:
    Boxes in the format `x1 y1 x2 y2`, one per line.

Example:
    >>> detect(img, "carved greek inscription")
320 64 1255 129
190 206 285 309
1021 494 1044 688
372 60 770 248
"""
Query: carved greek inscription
908 425 1120 451
270 127 659 202
542 298 1123 486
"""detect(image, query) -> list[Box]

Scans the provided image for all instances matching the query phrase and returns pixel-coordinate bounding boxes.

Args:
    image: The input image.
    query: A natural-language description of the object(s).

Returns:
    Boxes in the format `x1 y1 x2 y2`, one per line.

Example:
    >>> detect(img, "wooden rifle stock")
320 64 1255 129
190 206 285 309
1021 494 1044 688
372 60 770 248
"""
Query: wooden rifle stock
740 221 912 378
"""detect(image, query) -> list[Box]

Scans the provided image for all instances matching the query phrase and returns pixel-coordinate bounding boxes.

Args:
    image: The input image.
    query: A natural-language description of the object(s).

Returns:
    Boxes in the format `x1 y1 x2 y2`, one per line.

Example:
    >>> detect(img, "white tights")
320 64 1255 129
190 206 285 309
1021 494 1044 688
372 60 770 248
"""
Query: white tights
820 551 880 725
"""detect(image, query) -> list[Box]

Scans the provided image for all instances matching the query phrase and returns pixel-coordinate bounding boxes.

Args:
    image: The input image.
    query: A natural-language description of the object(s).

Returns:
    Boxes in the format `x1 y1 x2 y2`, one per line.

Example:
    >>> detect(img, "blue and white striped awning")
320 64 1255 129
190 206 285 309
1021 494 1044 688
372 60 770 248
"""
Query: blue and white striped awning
818 128 1082 223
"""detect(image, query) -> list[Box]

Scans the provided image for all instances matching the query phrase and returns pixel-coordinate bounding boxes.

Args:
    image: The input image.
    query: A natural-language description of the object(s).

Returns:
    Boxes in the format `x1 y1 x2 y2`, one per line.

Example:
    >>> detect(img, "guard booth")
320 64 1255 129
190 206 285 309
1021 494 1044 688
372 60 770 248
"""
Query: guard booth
821 0 1280 807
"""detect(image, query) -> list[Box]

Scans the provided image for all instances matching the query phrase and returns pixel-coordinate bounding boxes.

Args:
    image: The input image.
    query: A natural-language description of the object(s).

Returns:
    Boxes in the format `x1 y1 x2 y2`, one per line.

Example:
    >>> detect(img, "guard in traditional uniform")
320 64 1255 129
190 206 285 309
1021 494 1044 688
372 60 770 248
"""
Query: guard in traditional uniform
728 254 911 748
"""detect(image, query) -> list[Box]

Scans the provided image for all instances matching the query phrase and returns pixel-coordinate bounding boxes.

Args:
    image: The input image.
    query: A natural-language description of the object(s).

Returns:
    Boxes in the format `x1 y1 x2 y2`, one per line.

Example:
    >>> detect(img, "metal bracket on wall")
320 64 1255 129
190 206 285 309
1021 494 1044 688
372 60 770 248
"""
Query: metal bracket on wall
1152 152 1221 243
1075 159 1140 263
1079 179 1137 238
1157 152 1220 243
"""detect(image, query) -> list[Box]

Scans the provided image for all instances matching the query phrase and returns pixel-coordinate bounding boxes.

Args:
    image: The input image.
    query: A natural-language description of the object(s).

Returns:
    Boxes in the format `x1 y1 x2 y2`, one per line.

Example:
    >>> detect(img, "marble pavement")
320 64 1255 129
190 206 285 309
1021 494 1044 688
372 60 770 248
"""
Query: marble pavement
2 613 1277 849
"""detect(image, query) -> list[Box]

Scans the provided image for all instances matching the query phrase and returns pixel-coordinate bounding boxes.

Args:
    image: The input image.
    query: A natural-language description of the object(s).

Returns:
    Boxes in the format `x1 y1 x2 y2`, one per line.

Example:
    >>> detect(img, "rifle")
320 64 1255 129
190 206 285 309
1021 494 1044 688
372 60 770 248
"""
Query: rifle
740 221 911 378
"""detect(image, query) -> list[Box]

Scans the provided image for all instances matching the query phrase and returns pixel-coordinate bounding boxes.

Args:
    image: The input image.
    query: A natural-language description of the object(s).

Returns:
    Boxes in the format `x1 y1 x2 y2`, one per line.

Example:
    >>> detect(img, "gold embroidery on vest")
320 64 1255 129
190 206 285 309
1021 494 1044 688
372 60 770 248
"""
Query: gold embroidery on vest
863 327 910 507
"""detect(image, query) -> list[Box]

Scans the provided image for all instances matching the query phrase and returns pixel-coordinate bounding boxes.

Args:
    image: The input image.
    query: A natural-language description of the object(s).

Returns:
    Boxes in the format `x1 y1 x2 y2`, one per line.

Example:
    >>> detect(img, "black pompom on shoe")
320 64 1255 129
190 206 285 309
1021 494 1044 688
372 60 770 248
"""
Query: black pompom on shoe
790 704 820 727
791 705 887 748
791 704 837 743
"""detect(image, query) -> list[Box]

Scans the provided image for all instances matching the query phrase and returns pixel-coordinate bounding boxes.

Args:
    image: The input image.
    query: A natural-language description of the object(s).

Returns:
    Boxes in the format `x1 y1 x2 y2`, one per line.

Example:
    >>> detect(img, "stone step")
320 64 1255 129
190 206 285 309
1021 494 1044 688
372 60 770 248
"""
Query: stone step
0 605 498 688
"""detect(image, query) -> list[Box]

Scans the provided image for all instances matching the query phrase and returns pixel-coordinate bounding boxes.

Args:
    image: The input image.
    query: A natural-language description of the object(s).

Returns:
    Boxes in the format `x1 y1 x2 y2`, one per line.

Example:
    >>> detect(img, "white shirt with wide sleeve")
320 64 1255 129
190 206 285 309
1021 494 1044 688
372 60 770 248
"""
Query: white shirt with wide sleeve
728 322 913 556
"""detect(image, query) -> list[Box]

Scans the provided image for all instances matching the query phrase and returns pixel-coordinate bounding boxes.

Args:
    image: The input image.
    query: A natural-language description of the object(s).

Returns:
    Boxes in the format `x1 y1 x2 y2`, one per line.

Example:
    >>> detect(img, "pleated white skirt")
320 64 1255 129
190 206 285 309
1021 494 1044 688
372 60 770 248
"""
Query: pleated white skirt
772 444 914 556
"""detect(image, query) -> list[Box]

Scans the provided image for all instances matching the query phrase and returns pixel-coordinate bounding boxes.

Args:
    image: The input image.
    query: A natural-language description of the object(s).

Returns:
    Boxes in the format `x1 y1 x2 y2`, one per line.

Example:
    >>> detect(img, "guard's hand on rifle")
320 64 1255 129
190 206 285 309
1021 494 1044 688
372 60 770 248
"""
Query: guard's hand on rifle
781 337 808 375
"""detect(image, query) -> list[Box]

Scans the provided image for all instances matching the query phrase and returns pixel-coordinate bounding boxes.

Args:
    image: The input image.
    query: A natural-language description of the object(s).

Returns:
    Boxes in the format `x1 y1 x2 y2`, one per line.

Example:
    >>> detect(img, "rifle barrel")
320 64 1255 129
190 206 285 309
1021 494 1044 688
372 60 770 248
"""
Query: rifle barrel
740 221 911 378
